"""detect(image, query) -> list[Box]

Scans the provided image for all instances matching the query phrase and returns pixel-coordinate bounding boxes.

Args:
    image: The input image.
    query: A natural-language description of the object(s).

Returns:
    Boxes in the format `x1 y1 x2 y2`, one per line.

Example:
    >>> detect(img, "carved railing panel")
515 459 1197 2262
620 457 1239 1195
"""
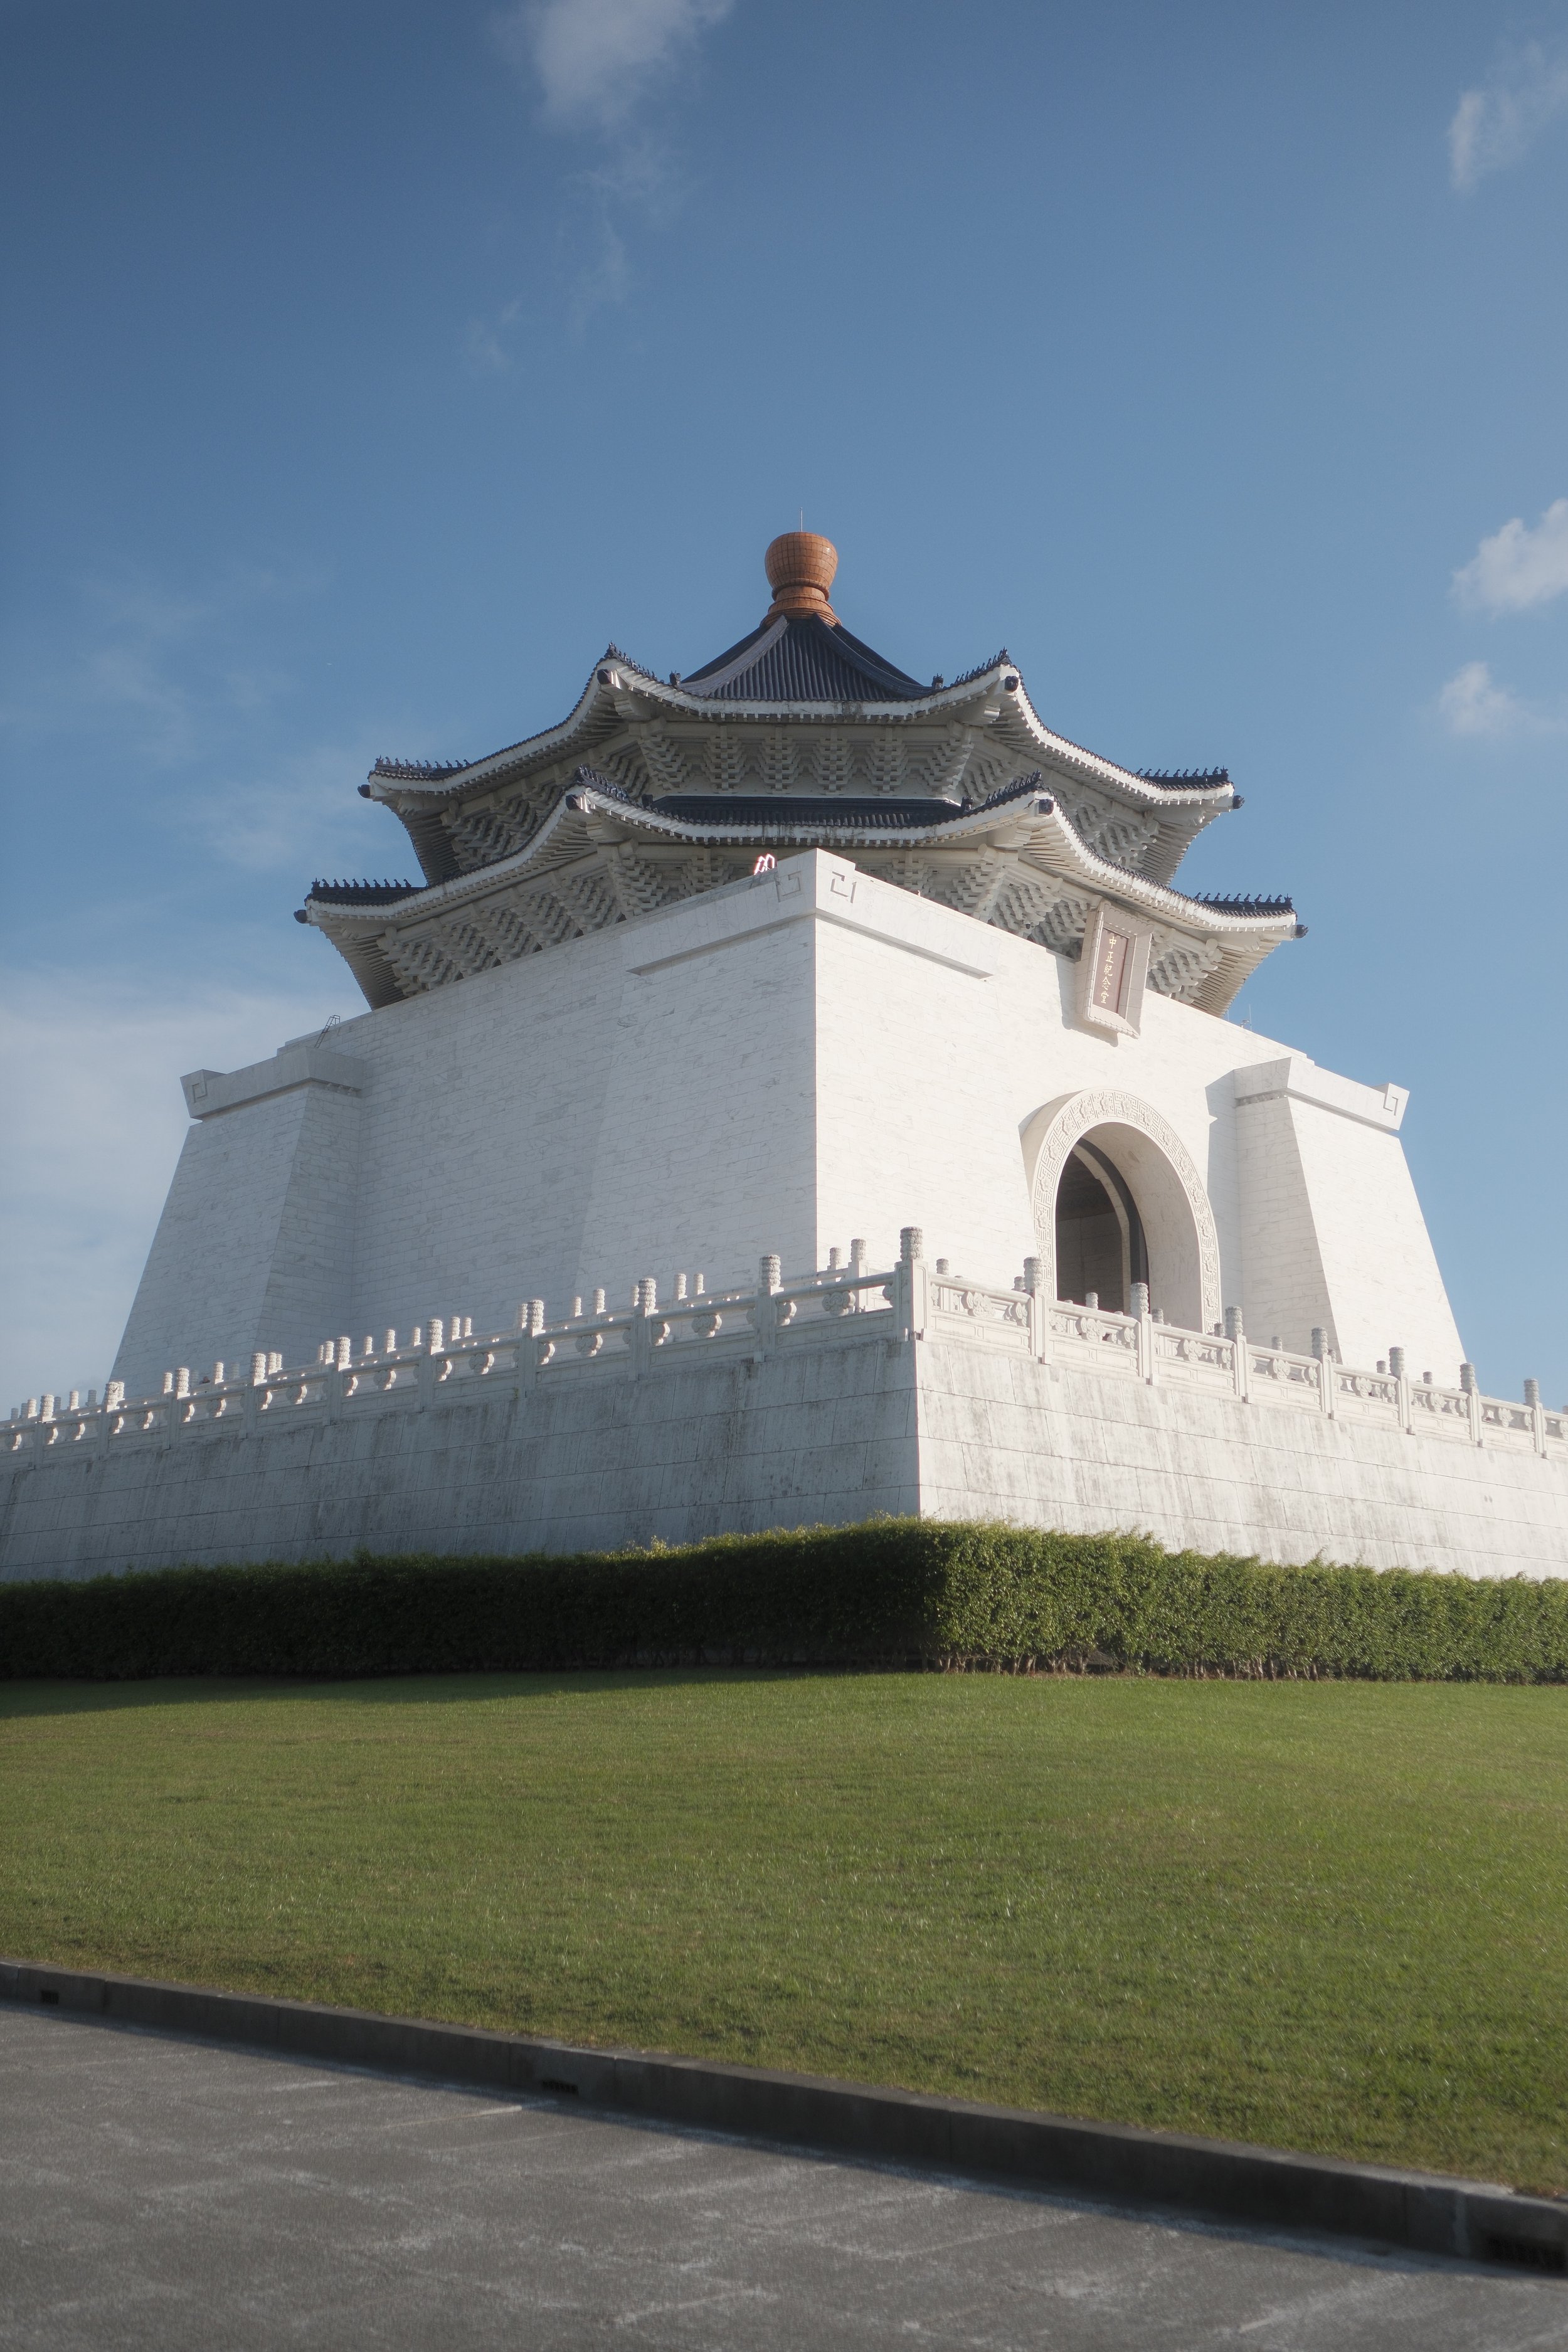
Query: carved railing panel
1243 1344 1323 1404
1150 1325 1234 1387
1408 1382 1481 1441
931 1278 1034 1352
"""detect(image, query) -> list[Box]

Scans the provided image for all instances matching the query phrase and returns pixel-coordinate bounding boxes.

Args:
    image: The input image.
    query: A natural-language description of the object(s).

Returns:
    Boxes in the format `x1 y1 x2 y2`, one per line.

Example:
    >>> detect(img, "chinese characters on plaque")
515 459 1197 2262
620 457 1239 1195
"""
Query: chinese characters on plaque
1076 908 1152 1039
1093 926 1130 1017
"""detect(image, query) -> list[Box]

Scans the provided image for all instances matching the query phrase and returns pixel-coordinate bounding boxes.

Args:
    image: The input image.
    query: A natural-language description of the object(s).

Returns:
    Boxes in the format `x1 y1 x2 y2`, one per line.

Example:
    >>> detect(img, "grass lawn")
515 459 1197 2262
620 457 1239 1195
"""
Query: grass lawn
3 1671 1566 2191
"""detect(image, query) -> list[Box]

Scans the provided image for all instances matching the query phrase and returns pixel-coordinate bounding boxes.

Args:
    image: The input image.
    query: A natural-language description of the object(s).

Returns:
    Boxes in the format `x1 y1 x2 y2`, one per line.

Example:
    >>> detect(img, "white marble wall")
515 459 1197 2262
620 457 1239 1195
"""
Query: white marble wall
112 1073 362 1397
916 1344 1565 1579
109 849 1470 1419
6 1328 1563 1584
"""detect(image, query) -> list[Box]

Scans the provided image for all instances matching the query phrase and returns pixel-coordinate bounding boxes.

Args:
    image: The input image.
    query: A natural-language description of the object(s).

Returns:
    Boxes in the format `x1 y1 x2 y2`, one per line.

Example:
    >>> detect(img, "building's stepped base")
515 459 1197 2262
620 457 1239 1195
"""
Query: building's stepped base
4 1332 1564 1584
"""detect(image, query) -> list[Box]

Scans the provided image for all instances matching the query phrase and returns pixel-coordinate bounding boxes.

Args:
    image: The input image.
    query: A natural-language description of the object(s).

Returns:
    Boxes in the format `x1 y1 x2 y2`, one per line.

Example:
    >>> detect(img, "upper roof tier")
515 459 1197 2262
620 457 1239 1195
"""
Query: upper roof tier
310 534 1297 1012
683 612 932 702
679 532 930 701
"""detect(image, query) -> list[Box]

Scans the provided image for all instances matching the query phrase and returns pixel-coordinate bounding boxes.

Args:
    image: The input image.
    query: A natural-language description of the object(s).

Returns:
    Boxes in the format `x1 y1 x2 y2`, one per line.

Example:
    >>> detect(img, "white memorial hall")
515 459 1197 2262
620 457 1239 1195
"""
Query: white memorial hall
4 534 1564 1579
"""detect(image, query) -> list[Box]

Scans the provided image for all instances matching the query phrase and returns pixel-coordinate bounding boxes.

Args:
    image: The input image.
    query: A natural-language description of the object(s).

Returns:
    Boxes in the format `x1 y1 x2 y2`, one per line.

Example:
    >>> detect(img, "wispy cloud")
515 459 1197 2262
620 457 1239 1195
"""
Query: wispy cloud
194 736 391 875
562 135 684 326
1449 39 1568 191
0 566 307 766
465 297 524 375
77 580 213 761
1453 497 1568 613
485 0 731 334
0 564 402 879
1437 660 1562 738
497 0 731 129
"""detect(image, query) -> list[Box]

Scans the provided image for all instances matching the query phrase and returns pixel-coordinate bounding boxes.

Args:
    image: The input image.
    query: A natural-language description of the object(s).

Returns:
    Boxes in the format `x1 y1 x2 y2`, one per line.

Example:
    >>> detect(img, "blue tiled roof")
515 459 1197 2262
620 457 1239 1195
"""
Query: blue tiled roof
1190 891 1294 915
683 615 930 703
370 758 471 781
307 879 425 906
948 650 1010 687
968 775 1049 814
652 795 970 830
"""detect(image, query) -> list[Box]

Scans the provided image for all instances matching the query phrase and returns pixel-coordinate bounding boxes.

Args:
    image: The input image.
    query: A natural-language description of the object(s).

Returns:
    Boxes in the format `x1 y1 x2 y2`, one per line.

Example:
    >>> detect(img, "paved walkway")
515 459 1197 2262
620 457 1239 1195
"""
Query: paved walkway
3 2006 1564 2349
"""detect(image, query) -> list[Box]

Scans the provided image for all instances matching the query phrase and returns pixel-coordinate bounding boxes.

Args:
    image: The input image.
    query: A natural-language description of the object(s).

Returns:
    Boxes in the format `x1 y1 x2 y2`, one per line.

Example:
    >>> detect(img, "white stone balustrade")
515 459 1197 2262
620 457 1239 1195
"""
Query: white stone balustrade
6 1235 1565 1467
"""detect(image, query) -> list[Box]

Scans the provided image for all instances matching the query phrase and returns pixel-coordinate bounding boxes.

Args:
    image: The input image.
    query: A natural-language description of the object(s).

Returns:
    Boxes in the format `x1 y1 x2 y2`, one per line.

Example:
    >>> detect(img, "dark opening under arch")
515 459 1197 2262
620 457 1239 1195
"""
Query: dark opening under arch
1054 1139 1148 1313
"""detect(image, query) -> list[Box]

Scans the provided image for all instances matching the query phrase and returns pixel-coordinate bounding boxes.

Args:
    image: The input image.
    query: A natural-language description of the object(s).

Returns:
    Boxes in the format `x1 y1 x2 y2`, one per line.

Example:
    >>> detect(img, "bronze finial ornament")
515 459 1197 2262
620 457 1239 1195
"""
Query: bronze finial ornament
762 530 839 622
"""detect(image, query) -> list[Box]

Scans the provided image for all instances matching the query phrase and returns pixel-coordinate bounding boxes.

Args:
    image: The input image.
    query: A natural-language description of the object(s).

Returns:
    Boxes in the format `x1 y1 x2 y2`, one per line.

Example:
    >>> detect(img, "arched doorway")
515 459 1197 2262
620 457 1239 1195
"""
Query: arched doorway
1054 1140 1148 1313
1023 1089 1222 1335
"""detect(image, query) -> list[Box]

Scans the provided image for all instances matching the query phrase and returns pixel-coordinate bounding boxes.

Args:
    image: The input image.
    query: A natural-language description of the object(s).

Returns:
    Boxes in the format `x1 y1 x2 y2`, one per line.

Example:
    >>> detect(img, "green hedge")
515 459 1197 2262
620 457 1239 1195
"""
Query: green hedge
3 1520 1567 1682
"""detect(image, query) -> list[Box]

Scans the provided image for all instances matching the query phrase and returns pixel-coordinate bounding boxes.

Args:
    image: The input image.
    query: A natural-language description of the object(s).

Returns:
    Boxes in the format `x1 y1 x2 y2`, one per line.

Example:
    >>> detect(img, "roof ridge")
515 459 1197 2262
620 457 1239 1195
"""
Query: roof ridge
968 771 1046 813
1136 766 1232 788
570 763 642 804
306 879 425 905
1189 890 1295 914
370 757 472 781
947 649 1010 689
603 644 662 684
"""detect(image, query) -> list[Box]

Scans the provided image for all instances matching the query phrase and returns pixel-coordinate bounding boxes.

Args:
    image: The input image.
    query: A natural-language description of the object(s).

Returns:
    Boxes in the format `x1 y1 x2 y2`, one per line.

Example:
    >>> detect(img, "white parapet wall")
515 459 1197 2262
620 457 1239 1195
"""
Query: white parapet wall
5 1246 1565 1582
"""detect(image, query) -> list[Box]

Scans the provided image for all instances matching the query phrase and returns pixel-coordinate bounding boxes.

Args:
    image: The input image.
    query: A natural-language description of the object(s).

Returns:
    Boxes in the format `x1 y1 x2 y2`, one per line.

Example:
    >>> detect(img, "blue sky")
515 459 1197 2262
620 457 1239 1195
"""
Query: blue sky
3 0 1566 1409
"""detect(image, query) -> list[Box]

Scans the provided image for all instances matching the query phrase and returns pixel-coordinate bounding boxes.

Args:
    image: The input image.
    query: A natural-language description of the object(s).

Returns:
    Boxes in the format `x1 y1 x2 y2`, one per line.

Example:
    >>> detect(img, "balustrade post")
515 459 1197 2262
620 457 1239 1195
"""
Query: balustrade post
1525 1377 1545 1456
1224 1306 1248 1402
743 1257 778 1357
1388 1346 1410 1433
1460 1361 1482 1445
897 1226 927 1343
515 1301 545 1391
1023 1254 1049 1365
630 1277 658 1377
1131 1281 1153 1383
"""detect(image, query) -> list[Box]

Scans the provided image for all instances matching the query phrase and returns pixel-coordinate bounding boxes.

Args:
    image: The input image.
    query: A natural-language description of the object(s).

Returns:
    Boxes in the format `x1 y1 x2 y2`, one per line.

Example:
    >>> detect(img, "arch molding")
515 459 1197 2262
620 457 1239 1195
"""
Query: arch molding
1023 1089 1221 1333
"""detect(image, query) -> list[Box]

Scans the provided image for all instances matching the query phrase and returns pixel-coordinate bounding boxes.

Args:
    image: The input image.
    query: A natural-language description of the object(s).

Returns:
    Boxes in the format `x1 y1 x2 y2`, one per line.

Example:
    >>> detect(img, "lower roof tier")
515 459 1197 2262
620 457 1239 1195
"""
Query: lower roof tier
300 768 1300 1019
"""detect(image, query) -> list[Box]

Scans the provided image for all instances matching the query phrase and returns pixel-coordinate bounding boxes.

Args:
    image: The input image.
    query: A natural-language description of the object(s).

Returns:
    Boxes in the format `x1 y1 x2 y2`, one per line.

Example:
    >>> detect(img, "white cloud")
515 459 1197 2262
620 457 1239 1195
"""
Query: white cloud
0 972 354 1406
74 580 212 761
1453 497 1568 613
0 565 309 767
465 297 524 375
479 3 725 344
1449 40 1568 191
498 0 731 127
1437 660 1550 737
0 564 393 876
83 642 199 762
567 211 630 327
191 734 392 874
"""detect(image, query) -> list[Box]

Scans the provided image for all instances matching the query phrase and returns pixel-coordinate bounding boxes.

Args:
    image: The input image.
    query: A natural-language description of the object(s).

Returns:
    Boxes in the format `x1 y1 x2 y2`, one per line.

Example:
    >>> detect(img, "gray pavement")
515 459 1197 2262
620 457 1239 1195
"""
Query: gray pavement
2 2006 1565 2349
